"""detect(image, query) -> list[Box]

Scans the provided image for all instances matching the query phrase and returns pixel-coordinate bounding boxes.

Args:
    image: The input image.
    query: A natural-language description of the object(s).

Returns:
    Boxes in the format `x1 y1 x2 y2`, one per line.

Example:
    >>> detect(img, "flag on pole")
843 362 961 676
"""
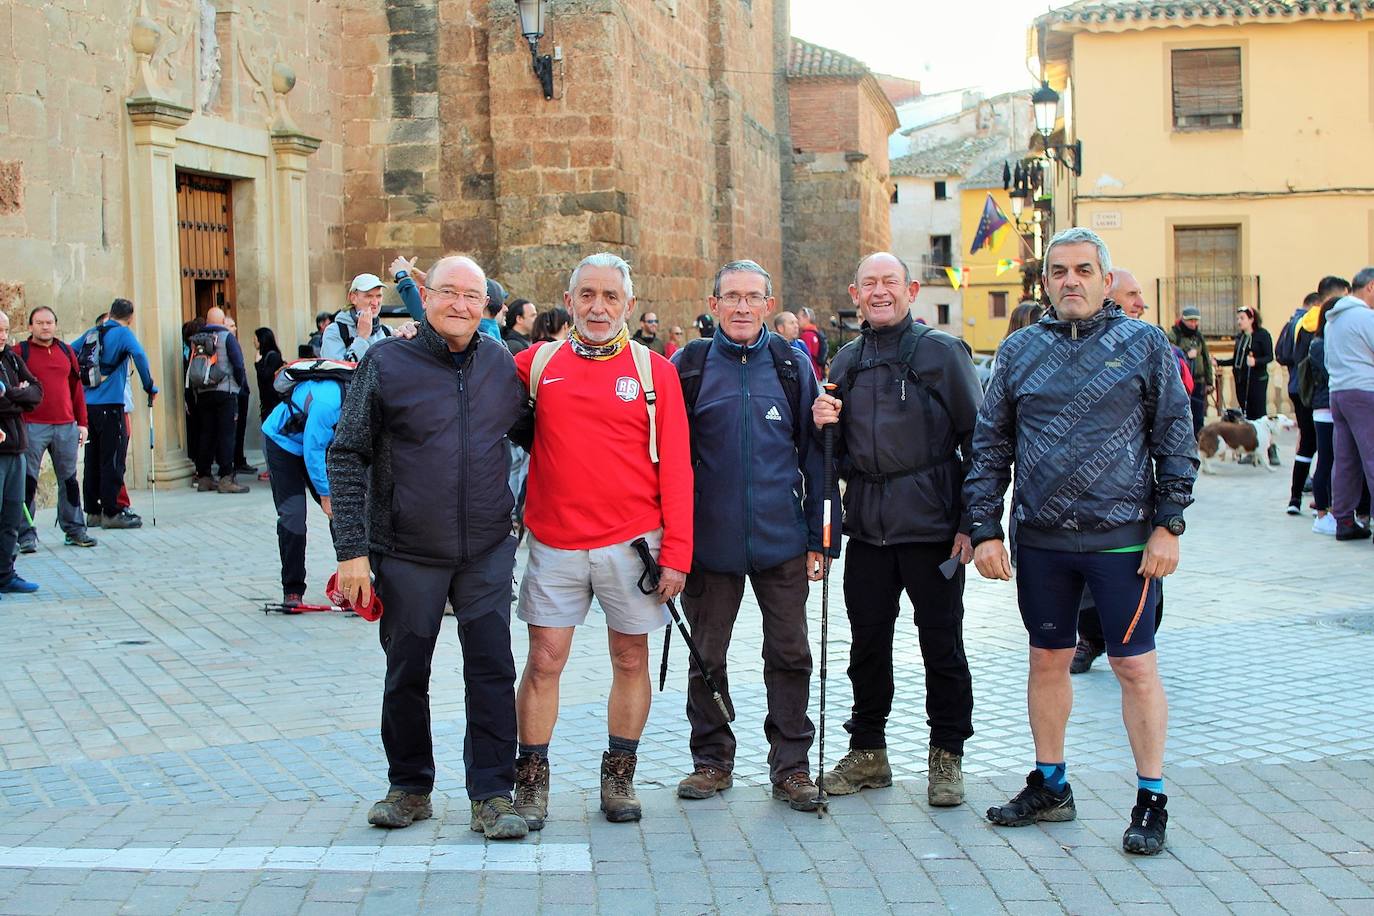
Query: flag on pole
970 193 1011 254
996 258 1023 276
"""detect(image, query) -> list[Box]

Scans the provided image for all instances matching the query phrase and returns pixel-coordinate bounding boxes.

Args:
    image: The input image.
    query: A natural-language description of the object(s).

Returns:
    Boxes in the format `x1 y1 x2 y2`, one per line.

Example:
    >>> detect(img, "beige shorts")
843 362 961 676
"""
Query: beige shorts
517 530 671 635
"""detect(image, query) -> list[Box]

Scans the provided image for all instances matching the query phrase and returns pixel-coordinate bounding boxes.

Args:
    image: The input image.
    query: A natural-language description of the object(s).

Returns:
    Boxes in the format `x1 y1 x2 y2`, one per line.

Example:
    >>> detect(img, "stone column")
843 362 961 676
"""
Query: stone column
271 130 322 345
125 96 193 487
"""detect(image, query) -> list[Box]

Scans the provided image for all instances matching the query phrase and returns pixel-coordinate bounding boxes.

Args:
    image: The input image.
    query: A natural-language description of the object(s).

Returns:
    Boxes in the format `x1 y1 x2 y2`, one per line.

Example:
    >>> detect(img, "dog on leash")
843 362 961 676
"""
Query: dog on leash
1197 414 1293 473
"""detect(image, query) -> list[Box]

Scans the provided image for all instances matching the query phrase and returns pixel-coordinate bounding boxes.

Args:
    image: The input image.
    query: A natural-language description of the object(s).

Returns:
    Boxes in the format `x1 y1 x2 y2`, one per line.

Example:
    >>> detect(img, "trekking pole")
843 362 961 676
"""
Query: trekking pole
147 395 157 527
630 538 733 723
816 383 837 818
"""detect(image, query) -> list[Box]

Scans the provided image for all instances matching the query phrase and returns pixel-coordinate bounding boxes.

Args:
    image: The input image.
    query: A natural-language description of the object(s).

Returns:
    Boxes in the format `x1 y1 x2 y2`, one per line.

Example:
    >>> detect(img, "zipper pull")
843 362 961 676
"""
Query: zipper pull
900 378 907 401
1072 322 1078 340
742 353 748 364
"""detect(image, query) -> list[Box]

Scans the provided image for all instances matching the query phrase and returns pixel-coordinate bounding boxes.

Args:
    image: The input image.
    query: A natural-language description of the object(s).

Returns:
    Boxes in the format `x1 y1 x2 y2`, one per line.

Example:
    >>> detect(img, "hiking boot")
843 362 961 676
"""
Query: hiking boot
102 512 141 530
85 512 101 528
64 531 97 548
772 771 820 811
600 751 642 823
18 540 36 555
1122 789 1168 855
986 770 1076 827
821 748 891 796
366 789 432 828
514 754 550 830
1069 638 1105 674
283 593 303 607
235 461 258 475
678 764 733 800
1336 519 1372 541
469 796 529 840
927 746 964 807
196 476 217 492
217 475 249 494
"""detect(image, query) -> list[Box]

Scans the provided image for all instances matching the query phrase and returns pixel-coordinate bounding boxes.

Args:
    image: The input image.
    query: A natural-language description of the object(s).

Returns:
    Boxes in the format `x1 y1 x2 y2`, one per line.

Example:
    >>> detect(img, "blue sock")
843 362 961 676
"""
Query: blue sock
519 742 549 759
608 734 639 756
1137 774 1165 795
1036 761 1067 792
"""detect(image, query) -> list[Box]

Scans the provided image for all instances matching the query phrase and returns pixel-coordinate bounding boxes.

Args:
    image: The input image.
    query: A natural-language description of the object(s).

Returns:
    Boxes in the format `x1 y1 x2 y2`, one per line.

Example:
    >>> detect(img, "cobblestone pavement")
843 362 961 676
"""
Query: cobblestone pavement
0 430 1370 914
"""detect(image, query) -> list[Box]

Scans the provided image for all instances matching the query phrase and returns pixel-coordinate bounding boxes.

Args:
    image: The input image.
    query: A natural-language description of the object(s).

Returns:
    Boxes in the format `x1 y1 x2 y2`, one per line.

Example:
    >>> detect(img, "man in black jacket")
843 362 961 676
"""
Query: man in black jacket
811 252 983 808
329 254 530 840
966 227 1198 856
0 312 43 594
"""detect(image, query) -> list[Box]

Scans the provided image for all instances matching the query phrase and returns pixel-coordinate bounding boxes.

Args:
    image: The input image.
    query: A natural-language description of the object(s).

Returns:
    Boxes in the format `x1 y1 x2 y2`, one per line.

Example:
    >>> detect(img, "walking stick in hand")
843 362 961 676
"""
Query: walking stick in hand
816 382 837 817
631 538 733 723
147 394 157 527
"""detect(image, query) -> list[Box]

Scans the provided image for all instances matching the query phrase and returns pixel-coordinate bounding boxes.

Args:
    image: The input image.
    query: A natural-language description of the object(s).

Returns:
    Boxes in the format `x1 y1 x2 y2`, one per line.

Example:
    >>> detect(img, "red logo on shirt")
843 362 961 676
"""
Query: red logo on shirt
614 377 640 402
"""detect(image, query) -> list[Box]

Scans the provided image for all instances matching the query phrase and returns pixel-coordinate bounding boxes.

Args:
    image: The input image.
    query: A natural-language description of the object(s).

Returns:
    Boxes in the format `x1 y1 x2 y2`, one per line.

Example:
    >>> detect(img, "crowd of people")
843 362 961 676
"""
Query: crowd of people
13 226 1374 861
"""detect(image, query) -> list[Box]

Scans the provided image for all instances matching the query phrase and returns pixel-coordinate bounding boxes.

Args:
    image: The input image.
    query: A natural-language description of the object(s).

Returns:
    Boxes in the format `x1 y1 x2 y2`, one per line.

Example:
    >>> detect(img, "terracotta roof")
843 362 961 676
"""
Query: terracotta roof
1041 0 1374 26
788 37 871 79
891 136 1007 178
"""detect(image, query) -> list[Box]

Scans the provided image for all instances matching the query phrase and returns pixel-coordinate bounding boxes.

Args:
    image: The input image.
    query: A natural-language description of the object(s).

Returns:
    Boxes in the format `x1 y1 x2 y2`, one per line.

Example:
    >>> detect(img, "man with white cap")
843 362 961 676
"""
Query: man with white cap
322 273 392 361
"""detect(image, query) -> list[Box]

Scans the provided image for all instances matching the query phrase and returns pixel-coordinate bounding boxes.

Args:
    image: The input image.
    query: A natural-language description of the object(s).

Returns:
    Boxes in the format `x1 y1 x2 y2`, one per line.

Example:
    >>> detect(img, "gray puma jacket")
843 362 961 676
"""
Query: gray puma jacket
963 302 1199 552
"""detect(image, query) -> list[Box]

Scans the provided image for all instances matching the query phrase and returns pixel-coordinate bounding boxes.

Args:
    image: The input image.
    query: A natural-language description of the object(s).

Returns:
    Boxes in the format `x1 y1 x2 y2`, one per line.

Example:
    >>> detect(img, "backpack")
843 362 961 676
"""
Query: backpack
1296 353 1318 406
18 339 79 378
673 335 804 463
185 330 232 393
76 324 111 389
336 315 392 350
273 358 356 437
838 322 952 415
1274 316 1299 367
527 339 661 463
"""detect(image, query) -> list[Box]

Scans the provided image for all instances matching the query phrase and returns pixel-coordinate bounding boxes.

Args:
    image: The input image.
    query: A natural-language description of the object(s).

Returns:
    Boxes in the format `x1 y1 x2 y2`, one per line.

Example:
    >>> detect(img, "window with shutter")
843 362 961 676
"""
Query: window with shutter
1172 48 1242 129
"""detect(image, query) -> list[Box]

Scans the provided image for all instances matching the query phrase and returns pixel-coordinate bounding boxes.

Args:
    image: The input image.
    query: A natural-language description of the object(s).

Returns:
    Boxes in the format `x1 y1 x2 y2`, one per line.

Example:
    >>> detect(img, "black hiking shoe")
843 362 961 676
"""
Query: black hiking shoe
1069 639 1105 674
986 770 1076 827
1122 789 1168 855
1336 519 1372 541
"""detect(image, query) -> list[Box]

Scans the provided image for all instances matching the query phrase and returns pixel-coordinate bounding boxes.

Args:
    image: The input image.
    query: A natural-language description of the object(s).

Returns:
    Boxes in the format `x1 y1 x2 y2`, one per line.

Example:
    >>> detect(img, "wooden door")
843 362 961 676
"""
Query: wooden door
176 172 236 324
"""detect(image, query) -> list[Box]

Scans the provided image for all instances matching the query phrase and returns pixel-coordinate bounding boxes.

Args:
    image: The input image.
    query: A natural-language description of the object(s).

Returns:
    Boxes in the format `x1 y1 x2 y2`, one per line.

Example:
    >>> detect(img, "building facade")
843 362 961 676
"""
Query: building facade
1 0 793 482
783 37 899 321
1033 0 1374 348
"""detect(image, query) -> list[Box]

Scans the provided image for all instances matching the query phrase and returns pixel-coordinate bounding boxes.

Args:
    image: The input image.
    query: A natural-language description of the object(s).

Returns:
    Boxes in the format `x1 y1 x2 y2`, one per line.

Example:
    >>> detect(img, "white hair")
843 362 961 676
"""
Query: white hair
568 252 633 299
1043 227 1112 277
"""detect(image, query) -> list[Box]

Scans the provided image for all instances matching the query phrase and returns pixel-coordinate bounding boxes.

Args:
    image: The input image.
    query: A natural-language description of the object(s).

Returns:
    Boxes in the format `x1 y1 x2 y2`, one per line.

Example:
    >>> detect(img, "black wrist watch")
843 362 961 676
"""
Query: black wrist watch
1160 516 1186 536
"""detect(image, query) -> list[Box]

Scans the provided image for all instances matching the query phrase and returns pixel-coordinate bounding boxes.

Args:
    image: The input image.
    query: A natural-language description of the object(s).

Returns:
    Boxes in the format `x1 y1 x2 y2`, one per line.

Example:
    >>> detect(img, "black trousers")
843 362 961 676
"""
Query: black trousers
195 391 237 478
234 389 250 465
1237 373 1268 420
1189 390 1208 438
264 438 320 597
82 404 128 518
1078 583 1164 645
374 539 519 800
681 555 814 782
841 539 974 755
1290 395 1317 503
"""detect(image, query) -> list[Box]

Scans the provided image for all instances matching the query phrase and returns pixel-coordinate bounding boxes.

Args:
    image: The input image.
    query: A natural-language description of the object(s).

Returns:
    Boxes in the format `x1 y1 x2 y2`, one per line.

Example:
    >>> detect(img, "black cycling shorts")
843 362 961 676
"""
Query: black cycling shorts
1015 544 1158 658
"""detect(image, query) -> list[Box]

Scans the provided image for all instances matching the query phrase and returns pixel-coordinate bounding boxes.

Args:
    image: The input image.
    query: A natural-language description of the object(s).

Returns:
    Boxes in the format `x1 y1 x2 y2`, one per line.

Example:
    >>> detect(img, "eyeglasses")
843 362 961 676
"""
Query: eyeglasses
643 318 659 324
425 287 487 306
718 293 768 307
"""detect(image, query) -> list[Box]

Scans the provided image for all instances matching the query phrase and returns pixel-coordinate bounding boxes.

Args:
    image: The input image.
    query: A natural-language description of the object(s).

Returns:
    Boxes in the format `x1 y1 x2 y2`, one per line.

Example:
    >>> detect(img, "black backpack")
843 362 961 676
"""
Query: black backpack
674 334 804 462
273 358 356 436
18 339 78 376
837 322 956 418
75 324 111 389
335 315 391 350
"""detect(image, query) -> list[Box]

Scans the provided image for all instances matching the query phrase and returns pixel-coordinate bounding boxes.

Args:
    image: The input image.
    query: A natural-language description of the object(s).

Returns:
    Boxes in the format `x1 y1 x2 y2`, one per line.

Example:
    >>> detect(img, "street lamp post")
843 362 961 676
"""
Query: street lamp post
515 0 555 100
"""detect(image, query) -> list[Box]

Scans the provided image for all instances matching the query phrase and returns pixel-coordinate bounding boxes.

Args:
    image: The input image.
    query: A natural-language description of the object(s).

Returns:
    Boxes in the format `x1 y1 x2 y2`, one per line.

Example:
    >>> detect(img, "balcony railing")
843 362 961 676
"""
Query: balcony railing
1156 275 1261 338
918 256 954 284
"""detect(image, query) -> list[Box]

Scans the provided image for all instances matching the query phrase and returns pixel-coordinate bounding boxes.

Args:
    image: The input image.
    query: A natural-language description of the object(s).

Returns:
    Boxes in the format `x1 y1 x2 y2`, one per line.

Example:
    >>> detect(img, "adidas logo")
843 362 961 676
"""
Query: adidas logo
764 405 783 422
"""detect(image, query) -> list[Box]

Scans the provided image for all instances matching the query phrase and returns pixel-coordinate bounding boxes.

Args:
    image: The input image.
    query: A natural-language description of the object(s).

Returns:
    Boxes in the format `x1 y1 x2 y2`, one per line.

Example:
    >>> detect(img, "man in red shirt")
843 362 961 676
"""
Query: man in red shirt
18 307 96 550
511 252 693 828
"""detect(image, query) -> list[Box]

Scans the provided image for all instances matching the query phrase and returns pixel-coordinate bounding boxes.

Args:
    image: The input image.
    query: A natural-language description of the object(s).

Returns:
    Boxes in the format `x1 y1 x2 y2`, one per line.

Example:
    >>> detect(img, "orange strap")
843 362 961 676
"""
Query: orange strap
1122 579 1152 644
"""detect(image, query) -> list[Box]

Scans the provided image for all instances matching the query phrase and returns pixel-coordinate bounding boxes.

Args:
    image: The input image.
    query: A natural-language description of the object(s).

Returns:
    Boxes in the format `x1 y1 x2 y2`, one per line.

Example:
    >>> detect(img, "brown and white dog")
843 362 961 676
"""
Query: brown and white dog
1197 415 1293 473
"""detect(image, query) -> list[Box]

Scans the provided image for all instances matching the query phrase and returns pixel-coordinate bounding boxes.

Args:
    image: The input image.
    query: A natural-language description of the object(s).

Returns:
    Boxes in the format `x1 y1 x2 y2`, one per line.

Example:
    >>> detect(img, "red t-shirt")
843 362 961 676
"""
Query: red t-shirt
19 338 88 426
515 342 694 573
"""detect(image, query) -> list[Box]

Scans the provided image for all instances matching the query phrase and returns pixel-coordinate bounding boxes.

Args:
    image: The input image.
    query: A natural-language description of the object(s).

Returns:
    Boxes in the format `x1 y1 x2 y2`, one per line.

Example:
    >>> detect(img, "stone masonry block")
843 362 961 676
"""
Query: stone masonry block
0 161 21 215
